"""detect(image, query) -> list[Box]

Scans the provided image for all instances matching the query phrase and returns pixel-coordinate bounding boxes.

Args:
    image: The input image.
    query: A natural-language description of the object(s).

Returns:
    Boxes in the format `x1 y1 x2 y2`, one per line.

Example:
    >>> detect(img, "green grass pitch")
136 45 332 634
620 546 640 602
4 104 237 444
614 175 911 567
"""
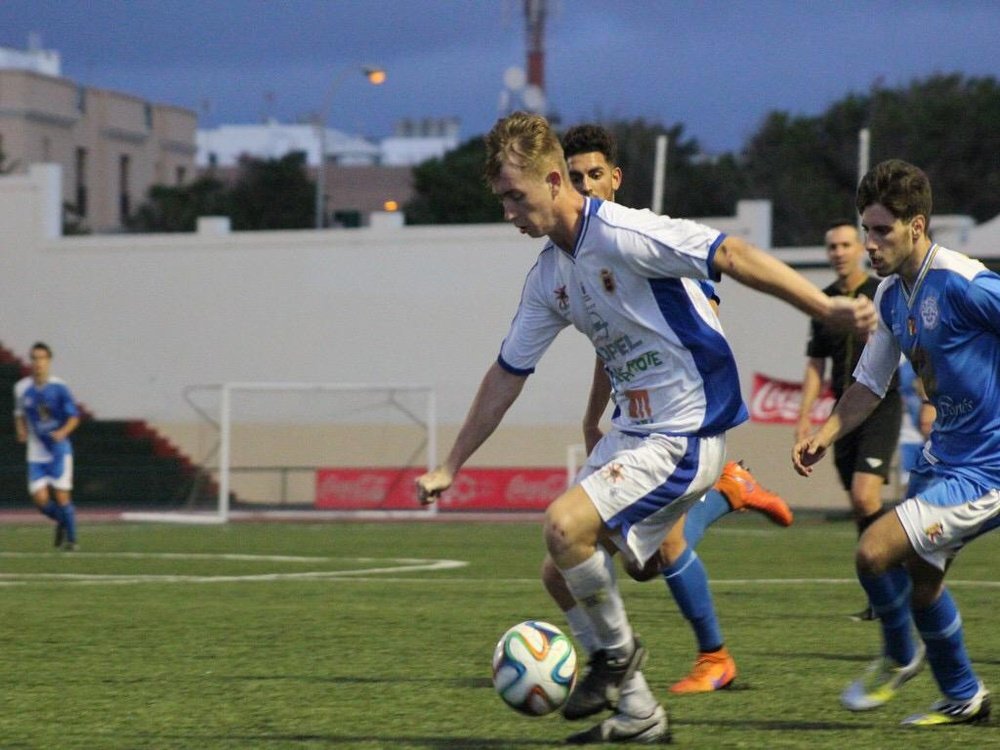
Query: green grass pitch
1 515 998 749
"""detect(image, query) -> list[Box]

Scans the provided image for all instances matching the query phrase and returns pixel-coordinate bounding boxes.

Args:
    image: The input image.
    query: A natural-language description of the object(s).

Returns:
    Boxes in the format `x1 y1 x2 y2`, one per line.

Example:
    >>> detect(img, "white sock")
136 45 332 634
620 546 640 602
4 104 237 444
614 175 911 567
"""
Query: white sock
618 670 658 717
560 547 633 657
564 605 601 657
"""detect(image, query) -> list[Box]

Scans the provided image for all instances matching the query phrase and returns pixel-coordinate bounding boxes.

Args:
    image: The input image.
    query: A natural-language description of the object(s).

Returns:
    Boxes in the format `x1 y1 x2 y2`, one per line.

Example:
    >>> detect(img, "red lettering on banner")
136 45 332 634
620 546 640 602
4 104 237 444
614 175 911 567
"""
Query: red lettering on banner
750 372 835 425
315 472 391 505
314 467 566 511
506 474 567 503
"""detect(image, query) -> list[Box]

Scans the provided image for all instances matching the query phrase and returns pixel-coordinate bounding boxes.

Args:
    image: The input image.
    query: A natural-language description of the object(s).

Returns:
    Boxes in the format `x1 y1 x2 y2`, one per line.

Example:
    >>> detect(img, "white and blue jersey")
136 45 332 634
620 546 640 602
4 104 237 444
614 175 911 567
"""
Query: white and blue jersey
14 376 79 463
498 197 748 437
854 244 1000 506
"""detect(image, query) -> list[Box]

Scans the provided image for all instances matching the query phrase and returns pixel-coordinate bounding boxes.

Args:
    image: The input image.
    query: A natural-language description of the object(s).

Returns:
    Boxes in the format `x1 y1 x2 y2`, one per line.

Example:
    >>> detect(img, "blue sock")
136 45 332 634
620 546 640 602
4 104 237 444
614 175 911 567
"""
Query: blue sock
859 566 916 665
662 547 723 652
60 503 78 544
683 489 731 548
38 499 61 522
912 589 979 700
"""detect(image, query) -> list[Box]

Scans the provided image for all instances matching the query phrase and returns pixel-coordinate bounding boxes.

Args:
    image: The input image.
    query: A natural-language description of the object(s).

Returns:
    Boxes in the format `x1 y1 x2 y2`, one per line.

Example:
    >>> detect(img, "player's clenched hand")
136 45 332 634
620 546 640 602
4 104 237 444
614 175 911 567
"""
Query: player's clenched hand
827 295 877 337
416 466 453 505
791 436 828 477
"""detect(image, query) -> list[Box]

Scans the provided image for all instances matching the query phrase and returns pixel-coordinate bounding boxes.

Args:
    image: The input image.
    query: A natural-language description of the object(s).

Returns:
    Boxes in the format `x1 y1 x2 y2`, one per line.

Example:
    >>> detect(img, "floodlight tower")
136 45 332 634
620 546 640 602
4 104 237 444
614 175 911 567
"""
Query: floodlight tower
499 0 551 115
525 0 546 95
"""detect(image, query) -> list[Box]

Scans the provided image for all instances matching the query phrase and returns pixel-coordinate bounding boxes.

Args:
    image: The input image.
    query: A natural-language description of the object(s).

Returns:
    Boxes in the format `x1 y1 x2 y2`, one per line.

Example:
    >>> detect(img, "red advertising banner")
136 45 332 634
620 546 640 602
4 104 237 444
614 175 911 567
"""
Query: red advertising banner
749 372 835 425
315 467 566 511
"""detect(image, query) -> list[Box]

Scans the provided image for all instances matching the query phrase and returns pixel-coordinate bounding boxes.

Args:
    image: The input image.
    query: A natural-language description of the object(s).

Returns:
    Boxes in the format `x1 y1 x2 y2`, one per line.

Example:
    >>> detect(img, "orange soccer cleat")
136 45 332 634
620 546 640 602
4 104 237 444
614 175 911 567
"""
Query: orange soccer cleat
715 460 794 527
669 647 737 694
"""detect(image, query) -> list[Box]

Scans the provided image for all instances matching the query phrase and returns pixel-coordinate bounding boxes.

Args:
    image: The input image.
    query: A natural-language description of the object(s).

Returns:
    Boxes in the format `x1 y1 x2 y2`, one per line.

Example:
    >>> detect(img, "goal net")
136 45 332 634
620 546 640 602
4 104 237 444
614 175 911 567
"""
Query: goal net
131 382 436 522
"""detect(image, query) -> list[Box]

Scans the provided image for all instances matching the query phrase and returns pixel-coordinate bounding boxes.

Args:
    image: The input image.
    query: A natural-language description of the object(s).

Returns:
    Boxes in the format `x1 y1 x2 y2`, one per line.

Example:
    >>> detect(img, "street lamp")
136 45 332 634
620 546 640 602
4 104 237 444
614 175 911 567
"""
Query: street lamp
314 65 386 229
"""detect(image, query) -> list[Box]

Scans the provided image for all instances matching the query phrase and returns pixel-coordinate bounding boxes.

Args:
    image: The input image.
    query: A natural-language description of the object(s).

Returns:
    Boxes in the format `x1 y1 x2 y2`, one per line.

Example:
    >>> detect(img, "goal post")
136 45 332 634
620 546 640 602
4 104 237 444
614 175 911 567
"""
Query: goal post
179 381 437 522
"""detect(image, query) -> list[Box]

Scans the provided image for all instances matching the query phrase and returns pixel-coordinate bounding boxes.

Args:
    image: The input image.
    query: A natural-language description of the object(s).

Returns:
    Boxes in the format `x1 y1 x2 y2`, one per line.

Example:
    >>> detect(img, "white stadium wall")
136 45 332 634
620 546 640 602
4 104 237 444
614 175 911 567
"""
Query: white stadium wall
3 165 999 509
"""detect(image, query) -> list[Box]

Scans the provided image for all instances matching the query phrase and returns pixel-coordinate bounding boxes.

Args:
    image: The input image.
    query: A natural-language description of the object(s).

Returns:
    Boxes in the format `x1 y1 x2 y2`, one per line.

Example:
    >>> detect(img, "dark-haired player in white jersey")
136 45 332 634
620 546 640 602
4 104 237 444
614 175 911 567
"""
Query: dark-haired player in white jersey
417 112 875 744
794 159 1000 727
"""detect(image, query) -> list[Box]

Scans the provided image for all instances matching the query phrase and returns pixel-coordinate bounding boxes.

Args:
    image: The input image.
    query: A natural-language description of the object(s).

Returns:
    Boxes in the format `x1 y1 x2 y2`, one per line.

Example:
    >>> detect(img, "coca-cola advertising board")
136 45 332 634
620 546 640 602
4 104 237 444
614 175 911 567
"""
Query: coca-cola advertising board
749 372 834 425
315 467 566 511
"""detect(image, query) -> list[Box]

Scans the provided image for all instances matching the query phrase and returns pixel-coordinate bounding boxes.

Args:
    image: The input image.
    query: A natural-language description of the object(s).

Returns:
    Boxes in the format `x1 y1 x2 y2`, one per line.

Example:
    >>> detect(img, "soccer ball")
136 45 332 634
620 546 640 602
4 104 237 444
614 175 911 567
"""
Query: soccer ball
491 619 577 716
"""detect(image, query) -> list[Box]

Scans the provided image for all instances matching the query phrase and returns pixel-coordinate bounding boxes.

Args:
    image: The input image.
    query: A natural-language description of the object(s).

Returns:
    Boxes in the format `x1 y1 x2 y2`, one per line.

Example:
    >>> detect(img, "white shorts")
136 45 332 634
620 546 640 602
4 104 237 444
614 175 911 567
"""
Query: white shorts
579 431 725 566
28 453 74 494
896 489 1000 571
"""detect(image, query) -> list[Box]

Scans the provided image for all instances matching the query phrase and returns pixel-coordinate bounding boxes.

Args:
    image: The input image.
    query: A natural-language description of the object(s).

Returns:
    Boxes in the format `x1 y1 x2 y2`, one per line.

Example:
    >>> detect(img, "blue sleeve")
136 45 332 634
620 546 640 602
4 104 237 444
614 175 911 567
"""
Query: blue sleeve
957 272 1000 337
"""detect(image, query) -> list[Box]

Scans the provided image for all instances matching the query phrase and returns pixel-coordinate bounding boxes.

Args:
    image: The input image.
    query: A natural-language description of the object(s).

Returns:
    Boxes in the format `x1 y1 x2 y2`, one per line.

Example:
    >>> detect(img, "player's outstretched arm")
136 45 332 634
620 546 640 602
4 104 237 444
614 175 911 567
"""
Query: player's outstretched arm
792 382 882 476
415 361 527 505
712 236 877 336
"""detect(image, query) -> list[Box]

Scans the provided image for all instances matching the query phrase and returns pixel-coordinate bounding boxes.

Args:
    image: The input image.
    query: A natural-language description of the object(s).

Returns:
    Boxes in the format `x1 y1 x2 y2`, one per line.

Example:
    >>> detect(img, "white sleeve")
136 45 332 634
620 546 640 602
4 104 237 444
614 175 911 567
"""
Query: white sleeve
498 263 569 375
853 301 900 399
13 380 26 417
615 209 722 281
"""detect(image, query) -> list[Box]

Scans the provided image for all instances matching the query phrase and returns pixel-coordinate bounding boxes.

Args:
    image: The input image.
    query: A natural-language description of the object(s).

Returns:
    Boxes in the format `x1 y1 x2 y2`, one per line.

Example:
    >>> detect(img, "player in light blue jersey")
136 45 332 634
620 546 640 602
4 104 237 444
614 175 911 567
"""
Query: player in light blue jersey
794 159 999 727
542 123 793 701
14 342 81 550
417 112 875 744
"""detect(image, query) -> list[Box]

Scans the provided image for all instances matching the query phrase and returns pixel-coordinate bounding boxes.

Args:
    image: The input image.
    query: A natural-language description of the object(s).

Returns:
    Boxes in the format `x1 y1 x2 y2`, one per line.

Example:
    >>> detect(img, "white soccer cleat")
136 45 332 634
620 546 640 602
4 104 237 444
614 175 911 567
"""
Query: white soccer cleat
565 703 670 745
841 643 926 711
901 681 992 727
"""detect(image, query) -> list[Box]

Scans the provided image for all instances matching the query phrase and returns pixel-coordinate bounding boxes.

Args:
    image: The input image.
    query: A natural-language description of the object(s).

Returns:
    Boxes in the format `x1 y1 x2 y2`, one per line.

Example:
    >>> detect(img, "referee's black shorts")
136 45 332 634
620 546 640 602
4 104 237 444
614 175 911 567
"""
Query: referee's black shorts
833 389 903 490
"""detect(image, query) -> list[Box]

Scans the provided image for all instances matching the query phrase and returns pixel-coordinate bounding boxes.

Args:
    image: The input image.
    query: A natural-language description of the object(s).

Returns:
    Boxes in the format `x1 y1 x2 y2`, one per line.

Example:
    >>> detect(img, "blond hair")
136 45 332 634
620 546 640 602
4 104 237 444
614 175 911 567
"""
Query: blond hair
484 111 566 183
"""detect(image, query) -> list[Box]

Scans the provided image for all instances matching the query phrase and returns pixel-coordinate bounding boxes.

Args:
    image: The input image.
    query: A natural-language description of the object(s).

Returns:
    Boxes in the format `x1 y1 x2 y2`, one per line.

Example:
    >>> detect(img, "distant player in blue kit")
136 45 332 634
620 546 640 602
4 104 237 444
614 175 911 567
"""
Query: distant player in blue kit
417 112 875 744
14 342 81 550
794 159 1000 727
543 123 793 698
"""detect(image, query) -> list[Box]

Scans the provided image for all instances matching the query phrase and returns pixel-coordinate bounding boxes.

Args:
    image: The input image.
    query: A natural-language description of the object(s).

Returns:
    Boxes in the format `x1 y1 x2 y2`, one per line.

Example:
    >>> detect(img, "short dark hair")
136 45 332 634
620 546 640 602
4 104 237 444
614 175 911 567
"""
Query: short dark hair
825 218 856 233
856 159 932 227
561 124 618 165
31 341 52 357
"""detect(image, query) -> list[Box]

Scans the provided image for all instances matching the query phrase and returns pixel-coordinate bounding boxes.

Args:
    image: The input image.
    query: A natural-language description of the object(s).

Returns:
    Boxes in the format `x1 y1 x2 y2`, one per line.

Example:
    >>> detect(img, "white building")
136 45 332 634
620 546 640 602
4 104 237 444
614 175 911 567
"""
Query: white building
196 117 461 169
379 117 461 166
196 121 380 168
0 34 60 76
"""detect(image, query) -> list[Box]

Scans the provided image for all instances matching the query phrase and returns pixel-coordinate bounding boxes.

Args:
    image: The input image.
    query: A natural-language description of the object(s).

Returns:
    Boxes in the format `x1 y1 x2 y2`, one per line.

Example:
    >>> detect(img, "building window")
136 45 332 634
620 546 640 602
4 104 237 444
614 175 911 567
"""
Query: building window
176 166 186 185
119 154 131 223
144 104 153 130
77 86 87 113
42 136 51 161
75 147 88 217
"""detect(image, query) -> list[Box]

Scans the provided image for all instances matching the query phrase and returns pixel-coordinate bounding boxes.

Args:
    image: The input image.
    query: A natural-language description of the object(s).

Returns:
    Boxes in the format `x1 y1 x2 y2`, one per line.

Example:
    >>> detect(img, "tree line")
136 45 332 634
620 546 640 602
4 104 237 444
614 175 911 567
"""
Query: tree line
128 74 999 247
407 73 1000 246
